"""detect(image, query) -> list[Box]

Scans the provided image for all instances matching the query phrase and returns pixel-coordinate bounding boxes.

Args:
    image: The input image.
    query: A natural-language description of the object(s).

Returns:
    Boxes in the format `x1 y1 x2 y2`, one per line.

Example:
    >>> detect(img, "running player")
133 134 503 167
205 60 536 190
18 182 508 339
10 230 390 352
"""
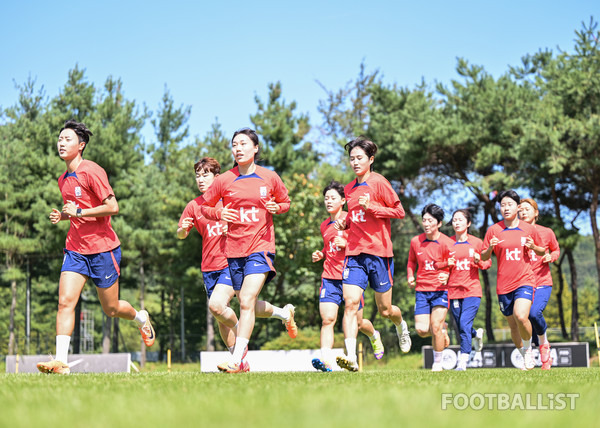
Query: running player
447 208 491 371
310 180 385 372
407 204 453 372
481 190 545 370
177 157 295 372
200 128 296 373
519 198 560 370
334 137 410 372
37 120 155 375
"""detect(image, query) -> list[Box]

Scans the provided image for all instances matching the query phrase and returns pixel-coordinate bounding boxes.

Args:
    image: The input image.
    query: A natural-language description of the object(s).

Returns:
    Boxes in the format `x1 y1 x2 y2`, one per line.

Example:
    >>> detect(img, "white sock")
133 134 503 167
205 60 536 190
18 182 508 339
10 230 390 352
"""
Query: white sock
227 346 235 354
522 339 531 350
459 352 469 364
344 338 357 360
538 333 548 345
56 335 71 363
396 319 408 334
232 337 249 364
134 310 147 327
433 351 443 364
369 330 379 341
270 306 288 321
519 347 526 357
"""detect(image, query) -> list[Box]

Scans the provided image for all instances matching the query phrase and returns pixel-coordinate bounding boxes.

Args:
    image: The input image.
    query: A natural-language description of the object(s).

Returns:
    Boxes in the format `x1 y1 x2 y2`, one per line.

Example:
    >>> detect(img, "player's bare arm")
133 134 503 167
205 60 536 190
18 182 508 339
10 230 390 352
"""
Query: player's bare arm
177 217 194 239
62 195 119 218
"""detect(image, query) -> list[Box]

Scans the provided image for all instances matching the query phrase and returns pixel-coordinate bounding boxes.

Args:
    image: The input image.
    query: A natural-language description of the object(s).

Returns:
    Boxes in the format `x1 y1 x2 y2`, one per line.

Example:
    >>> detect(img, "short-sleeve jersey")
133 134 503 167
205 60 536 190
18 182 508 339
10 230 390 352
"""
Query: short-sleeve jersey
407 233 453 292
178 197 227 272
447 235 492 299
200 165 290 258
483 220 541 295
344 172 405 258
57 159 120 254
527 224 560 287
319 212 348 280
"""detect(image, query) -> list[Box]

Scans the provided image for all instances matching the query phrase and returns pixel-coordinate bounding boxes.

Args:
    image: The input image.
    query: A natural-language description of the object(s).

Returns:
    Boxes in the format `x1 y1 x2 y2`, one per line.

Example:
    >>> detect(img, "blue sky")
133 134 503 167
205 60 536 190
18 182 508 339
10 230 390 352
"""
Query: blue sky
1 1 598 231
2 1 597 141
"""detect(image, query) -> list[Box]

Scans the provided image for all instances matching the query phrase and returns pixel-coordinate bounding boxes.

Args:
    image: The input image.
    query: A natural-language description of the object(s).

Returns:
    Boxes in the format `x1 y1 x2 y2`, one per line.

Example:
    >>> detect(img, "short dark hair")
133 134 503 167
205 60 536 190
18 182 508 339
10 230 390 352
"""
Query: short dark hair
323 180 345 198
422 203 445 224
498 189 520 205
345 137 377 171
60 120 93 153
194 157 221 175
231 127 260 167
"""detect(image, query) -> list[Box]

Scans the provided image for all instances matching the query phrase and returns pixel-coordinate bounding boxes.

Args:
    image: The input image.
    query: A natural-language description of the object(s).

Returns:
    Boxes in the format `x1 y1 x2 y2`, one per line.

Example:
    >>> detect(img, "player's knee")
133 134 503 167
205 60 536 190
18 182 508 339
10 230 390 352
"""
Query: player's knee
209 300 226 317
102 304 119 318
238 297 256 312
415 323 430 337
514 310 529 324
57 297 76 313
344 300 360 312
321 316 336 326
378 306 392 319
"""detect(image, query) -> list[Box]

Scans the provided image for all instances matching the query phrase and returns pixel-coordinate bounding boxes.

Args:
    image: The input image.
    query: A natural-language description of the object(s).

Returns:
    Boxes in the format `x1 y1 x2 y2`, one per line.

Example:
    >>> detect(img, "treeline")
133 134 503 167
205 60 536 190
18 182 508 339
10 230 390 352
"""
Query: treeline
1 19 599 360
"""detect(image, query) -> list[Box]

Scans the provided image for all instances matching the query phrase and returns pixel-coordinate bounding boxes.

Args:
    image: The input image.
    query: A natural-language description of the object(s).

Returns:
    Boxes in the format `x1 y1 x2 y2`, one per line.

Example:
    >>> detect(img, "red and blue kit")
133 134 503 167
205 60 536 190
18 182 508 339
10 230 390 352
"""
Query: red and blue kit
344 173 405 258
527 224 560 287
320 212 348 280
447 235 492 299
178 197 228 273
58 159 120 254
407 233 453 292
483 220 541 295
201 165 290 258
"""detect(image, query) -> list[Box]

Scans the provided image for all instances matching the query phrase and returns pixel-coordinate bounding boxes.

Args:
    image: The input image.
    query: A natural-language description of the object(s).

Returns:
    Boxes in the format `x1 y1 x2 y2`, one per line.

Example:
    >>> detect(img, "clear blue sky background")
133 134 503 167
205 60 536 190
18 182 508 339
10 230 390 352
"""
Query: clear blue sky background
1 1 598 230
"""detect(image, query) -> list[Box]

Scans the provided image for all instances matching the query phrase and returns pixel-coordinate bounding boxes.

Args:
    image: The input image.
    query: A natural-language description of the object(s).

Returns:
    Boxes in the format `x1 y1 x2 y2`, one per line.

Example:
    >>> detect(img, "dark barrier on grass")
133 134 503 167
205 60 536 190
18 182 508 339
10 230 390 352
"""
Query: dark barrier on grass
422 342 589 370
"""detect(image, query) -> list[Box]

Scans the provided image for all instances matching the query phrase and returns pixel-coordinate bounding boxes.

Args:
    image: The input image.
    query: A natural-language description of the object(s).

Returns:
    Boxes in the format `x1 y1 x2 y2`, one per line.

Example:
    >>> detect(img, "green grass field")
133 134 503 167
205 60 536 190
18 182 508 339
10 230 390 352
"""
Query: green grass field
1 356 598 428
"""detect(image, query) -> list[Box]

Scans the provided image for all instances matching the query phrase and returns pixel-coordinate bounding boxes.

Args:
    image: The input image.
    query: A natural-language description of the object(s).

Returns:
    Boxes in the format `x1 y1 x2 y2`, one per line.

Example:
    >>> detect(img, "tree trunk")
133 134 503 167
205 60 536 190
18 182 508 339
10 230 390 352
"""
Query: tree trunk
139 259 147 368
73 298 81 354
481 270 495 342
112 318 120 353
566 248 579 341
206 299 215 351
169 285 175 359
8 278 17 355
589 186 600 317
159 287 165 361
555 254 569 338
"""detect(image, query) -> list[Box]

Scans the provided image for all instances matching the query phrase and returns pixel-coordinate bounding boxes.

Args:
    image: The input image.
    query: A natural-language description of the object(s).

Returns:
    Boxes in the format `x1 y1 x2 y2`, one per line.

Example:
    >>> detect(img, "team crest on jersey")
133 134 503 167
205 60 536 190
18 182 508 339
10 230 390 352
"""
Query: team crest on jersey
75 186 82 197
260 186 268 197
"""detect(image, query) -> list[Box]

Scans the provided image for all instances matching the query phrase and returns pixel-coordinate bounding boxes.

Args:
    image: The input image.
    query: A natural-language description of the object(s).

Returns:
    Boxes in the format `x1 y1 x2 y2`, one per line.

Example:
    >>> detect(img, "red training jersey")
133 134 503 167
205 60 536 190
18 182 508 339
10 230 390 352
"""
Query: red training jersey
58 159 120 254
527 224 560 287
200 165 290 258
179 197 228 272
319 212 348 280
447 235 492 299
407 233 453 292
483 220 541 295
344 172 405 258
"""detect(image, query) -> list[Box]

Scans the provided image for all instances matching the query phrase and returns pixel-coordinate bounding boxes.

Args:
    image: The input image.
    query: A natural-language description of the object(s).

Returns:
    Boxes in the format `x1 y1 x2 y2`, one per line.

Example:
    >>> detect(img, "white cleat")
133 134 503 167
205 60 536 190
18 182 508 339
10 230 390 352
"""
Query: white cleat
473 328 484 352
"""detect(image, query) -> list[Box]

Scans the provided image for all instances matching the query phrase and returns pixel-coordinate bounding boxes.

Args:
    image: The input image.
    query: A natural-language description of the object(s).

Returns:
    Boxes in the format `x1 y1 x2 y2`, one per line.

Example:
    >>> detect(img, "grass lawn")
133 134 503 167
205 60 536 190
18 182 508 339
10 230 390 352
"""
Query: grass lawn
1 354 598 428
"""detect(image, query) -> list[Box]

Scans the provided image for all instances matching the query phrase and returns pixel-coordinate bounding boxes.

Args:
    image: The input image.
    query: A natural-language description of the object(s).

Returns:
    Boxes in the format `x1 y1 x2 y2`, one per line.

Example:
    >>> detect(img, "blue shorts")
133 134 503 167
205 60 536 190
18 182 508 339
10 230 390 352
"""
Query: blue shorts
319 278 364 310
414 290 449 315
61 247 121 288
227 251 276 291
498 285 534 316
202 267 233 298
342 254 394 293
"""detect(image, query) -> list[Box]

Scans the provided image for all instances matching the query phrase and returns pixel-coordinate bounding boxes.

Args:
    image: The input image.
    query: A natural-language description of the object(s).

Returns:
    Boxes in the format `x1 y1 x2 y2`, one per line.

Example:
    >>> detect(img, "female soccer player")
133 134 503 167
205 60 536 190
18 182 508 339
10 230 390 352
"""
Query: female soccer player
407 204 454 372
311 180 385 372
334 137 410 372
200 128 296 373
447 209 491 371
178 157 295 372
37 120 155 375
519 198 560 370
481 190 545 370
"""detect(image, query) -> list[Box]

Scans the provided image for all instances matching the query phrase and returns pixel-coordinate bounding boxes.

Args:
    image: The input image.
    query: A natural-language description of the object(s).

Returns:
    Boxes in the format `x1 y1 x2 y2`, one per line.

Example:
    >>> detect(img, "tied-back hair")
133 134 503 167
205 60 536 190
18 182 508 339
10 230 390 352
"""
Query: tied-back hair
60 120 93 154
451 208 474 229
232 127 260 168
520 198 539 221
344 136 377 171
